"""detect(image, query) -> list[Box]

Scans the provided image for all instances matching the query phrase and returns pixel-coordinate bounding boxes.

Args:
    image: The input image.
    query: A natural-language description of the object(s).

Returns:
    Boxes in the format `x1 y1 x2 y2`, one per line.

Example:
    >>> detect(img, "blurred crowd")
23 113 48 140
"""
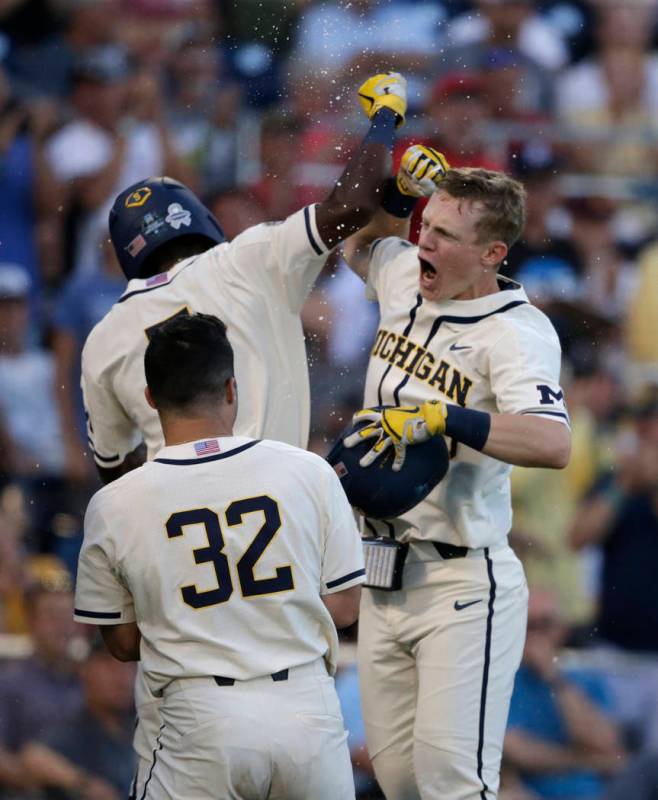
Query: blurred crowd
0 0 658 797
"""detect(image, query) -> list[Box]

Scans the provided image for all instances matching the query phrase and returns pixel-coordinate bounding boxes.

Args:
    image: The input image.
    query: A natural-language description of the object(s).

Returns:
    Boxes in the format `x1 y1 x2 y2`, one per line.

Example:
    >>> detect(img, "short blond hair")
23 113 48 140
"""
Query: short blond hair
439 168 526 248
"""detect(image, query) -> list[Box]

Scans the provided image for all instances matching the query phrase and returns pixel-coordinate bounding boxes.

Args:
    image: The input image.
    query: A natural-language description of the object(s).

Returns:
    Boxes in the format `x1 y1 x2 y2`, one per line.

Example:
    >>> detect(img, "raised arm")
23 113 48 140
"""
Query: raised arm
314 73 408 249
342 144 450 280
342 207 410 281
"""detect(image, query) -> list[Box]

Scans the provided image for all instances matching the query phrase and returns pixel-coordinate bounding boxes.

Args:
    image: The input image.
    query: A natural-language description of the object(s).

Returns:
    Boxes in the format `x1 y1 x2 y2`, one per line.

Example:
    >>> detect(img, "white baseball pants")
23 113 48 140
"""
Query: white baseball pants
358 542 528 800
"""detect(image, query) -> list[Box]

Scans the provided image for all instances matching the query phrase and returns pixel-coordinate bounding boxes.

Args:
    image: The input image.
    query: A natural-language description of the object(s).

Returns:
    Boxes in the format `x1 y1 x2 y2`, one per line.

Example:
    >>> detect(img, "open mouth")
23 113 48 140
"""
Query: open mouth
419 257 437 279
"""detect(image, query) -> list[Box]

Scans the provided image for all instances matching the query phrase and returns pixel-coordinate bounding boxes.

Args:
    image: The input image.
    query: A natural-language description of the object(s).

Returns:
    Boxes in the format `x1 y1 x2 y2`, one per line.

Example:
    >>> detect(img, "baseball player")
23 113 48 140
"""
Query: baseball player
79 71 407 796
81 71 408 484
341 152 571 799
74 313 366 799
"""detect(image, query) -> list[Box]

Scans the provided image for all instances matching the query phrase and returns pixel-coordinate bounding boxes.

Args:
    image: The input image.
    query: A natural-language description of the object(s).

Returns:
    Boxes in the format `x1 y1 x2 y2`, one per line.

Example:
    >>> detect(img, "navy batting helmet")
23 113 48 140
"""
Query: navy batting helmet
109 177 226 280
326 411 450 520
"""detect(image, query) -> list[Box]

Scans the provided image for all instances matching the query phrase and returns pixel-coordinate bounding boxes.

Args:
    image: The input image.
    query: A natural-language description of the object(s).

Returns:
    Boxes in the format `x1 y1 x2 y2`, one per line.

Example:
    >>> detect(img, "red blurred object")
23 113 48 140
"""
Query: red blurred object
430 72 487 104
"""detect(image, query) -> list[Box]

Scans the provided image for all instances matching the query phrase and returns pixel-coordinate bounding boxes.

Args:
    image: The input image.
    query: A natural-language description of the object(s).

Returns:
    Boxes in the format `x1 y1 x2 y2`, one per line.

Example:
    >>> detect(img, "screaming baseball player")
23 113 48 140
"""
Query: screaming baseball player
341 143 571 799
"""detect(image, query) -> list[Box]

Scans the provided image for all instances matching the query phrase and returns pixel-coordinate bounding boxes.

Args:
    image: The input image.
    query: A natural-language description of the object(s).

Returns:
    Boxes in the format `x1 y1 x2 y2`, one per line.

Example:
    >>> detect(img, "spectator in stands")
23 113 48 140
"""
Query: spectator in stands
417 72 503 170
22 636 136 800
166 34 242 194
509 357 623 629
0 566 83 794
504 589 626 799
541 0 596 64
207 190 268 242
0 264 68 545
504 140 583 307
566 196 637 324
440 0 557 118
51 235 124 484
445 0 570 72
45 45 191 275
6 0 120 100
481 46 555 126
291 0 442 104
569 393 658 751
569 393 658 651
626 238 658 388
250 113 316 220
556 2 658 177
0 63 59 321
117 0 220 75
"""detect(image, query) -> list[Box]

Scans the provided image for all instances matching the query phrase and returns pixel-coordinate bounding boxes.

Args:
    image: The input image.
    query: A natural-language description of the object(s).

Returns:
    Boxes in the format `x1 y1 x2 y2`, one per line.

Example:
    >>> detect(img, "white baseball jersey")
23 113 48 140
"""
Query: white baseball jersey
363 237 570 549
81 205 329 467
74 436 365 693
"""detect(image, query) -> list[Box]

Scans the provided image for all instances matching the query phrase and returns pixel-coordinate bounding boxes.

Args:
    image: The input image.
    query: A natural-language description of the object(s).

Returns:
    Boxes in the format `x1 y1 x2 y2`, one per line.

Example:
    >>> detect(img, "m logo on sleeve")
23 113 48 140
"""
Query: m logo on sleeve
536 384 564 405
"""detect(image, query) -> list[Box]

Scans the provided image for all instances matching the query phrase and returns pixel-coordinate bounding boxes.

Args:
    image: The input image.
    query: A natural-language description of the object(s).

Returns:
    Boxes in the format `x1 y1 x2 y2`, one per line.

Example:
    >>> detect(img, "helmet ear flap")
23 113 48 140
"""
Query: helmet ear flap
326 409 450 520
109 177 226 281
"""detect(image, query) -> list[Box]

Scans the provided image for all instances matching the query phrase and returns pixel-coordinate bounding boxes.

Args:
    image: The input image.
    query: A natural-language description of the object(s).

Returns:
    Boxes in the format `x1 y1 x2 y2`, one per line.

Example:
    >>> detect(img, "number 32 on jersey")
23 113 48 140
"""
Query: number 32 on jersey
165 495 294 609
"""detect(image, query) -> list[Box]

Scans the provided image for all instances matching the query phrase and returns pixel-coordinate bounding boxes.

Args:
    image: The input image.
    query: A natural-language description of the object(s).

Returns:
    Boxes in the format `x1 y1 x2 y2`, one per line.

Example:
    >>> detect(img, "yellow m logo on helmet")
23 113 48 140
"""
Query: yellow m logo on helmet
125 187 152 208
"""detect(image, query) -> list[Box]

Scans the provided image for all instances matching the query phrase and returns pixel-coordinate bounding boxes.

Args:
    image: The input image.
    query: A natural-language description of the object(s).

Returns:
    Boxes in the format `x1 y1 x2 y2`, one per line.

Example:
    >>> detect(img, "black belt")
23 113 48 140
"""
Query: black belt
213 669 289 687
432 541 469 559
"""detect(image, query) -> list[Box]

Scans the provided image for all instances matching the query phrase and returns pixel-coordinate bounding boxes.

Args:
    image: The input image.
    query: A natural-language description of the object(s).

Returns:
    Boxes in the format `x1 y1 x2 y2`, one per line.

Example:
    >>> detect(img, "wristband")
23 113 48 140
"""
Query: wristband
444 406 491 451
381 177 419 218
363 107 397 148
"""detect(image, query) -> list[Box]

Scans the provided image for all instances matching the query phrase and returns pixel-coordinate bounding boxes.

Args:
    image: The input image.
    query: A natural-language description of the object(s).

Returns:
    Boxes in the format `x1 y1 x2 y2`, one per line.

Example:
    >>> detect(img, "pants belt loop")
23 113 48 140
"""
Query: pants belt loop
213 669 290 687
213 676 235 687
432 541 469 559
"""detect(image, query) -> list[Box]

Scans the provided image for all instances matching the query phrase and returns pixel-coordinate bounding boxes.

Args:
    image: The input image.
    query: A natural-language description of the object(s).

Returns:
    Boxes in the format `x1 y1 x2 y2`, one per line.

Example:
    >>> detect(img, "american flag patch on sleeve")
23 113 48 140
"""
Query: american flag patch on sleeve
146 272 169 287
194 439 220 456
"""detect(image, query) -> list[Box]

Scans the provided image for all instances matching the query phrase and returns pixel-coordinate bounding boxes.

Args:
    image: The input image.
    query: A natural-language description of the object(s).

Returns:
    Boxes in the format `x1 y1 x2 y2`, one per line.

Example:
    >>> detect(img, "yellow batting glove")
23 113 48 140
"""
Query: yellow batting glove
397 145 450 197
358 72 407 128
344 402 447 471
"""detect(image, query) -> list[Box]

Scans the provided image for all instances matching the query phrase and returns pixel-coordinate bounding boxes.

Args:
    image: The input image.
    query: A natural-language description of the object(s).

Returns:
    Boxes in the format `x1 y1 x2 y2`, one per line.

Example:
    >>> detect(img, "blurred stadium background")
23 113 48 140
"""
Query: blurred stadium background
0 0 657 797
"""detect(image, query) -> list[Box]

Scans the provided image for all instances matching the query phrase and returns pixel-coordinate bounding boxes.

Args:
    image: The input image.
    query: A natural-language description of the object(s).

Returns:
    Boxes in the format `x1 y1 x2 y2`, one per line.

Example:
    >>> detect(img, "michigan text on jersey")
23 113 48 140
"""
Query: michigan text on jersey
371 328 473 406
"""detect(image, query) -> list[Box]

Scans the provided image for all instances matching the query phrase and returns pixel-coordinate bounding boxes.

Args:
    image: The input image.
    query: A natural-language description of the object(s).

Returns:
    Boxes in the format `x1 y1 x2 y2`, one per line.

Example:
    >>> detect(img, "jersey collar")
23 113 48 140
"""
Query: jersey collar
153 436 258 464
426 276 529 317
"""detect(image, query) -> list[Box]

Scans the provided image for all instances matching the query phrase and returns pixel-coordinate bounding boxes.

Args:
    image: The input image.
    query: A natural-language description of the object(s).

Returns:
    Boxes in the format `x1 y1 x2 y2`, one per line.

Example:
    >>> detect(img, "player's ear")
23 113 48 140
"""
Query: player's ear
145 386 157 410
481 240 507 269
225 377 237 407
